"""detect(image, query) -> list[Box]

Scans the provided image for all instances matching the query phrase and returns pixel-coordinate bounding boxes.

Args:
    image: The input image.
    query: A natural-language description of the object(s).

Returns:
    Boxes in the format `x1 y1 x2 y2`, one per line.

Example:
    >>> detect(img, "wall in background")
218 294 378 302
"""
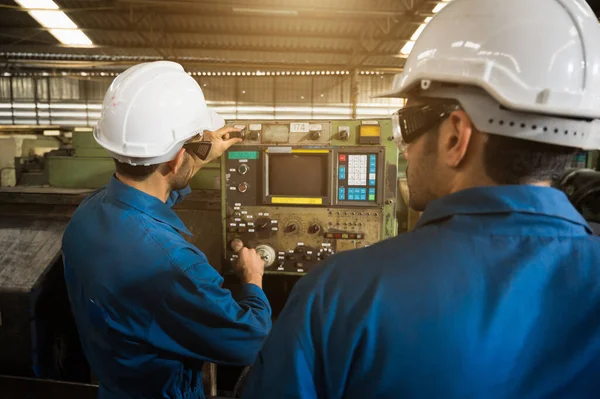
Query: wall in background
0 73 404 126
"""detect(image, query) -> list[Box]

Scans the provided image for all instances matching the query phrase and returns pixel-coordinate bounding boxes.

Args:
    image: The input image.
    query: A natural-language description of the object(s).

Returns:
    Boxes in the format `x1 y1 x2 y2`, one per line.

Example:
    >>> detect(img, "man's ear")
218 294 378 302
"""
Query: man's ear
442 110 475 168
166 148 187 175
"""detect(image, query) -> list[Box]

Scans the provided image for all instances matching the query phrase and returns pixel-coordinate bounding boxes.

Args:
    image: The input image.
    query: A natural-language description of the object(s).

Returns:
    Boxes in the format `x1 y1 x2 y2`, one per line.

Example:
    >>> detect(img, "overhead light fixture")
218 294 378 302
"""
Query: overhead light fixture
15 0 93 46
14 0 57 9
400 1 452 57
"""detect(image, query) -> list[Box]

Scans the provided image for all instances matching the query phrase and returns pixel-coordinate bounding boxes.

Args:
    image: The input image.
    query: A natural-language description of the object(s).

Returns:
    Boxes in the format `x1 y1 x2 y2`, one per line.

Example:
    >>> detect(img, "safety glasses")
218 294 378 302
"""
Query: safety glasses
183 132 212 161
392 100 461 147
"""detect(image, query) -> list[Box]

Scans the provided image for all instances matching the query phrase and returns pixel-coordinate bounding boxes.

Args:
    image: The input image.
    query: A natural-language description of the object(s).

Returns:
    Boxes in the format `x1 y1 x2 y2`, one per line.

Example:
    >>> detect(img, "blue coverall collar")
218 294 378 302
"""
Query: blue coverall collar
416 185 593 234
105 175 193 236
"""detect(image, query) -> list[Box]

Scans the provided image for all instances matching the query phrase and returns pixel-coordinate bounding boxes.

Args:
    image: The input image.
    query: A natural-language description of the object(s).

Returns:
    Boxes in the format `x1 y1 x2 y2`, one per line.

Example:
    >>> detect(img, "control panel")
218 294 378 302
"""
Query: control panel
222 120 399 275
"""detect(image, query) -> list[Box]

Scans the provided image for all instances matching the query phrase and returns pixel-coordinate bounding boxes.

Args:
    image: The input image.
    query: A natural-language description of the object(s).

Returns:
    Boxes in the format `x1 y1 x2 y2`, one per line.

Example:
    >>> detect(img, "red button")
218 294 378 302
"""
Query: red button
339 155 346 162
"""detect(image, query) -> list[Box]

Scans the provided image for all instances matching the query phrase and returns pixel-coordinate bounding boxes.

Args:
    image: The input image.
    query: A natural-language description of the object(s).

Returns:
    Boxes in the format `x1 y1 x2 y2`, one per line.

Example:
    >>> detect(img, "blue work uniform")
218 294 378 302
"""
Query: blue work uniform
243 186 600 399
62 176 272 399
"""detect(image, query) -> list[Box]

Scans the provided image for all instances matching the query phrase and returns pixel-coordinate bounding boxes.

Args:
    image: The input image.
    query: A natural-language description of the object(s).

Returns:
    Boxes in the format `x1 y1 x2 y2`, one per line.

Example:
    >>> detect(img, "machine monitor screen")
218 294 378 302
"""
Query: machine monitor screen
268 153 329 197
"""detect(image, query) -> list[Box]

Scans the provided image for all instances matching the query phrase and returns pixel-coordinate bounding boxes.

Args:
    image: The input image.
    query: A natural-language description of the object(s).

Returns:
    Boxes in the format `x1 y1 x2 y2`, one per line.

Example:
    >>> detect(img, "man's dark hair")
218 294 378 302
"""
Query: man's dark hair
482 134 576 185
113 159 160 182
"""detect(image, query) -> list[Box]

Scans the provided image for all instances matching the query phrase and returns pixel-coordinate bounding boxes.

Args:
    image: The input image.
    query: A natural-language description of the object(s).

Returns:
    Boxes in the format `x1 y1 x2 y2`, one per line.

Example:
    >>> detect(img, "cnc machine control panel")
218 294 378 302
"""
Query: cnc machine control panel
222 120 398 275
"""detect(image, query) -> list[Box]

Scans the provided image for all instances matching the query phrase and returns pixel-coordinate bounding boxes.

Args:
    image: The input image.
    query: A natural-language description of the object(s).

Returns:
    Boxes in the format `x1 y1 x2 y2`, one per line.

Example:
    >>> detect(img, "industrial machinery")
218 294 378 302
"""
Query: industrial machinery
221 120 399 275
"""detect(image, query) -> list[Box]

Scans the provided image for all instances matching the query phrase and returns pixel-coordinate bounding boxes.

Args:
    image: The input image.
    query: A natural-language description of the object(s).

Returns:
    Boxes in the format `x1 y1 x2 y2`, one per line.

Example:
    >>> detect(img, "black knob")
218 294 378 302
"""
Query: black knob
238 164 250 175
340 130 350 140
309 224 321 234
286 223 298 233
233 211 242 218
255 217 271 230
310 131 321 140
247 131 260 140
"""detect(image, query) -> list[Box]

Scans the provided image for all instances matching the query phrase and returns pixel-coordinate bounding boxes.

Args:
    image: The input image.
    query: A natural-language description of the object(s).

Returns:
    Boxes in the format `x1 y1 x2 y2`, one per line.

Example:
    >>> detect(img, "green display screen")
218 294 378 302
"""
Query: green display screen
228 151 259 160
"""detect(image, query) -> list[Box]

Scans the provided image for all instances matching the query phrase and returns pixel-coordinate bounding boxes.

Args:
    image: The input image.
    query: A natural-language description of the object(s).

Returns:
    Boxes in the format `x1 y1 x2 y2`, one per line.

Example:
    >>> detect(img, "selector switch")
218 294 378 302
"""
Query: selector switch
339 130 350 140
255 217 271 231
309 224 321 234
285 223 298 233
255 244 276 268
247 131 260 140
238 164 250 175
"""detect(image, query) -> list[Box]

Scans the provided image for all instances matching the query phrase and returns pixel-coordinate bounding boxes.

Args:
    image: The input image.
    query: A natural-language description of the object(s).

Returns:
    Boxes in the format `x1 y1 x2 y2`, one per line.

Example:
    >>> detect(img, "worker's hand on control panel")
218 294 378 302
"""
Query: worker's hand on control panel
235 247 265 289
203 126 243 163
187 126 242 175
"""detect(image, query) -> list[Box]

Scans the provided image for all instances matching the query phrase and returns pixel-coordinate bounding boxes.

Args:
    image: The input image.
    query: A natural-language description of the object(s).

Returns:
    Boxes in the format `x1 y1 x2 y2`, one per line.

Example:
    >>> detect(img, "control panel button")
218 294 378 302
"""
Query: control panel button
338 165 346 180
238 164 250 175
304 255 313 262
238 183 249 193
338 187 345 200
339 154 346 162
230 238 244 252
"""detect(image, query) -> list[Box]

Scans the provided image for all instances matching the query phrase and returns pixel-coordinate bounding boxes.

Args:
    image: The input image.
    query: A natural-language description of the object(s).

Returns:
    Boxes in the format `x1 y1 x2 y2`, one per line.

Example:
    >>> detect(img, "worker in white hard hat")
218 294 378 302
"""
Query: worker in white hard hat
242 0 600 398
62 61 271 399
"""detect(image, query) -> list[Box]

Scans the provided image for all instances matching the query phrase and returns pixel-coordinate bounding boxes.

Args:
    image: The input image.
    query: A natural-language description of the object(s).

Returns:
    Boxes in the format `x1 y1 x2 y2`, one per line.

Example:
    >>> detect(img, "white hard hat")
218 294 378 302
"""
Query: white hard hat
94 61 225 165
380 0 600 150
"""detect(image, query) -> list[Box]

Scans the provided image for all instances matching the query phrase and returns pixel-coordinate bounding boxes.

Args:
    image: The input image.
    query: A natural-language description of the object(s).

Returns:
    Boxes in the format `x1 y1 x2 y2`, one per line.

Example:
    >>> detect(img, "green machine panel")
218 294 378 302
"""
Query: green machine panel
48 131 220 190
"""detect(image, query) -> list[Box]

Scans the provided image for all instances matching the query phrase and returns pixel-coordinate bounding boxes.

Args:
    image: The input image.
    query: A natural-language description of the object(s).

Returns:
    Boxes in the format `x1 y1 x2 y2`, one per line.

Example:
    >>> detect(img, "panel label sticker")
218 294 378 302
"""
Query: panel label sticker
290 122 310 133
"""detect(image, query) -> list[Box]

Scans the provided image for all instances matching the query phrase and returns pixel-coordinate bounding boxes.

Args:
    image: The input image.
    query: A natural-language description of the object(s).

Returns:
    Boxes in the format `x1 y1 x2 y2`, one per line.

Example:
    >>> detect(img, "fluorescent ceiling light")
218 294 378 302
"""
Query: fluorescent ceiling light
29 10 77 28
14 0 58 9
15 0 93 46
50 29 92 45
411 24 427 41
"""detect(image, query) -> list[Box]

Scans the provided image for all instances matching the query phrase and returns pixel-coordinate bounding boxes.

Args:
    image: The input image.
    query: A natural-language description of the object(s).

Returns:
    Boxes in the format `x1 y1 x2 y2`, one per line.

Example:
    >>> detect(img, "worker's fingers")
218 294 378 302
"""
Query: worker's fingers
214 126 242 139
221 137 243 150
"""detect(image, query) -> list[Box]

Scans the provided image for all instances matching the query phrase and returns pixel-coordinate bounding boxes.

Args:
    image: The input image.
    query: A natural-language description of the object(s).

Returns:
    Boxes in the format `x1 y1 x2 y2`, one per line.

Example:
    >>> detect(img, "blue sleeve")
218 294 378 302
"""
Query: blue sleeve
242 266 330 399
166 185 192 207
148 262 272 366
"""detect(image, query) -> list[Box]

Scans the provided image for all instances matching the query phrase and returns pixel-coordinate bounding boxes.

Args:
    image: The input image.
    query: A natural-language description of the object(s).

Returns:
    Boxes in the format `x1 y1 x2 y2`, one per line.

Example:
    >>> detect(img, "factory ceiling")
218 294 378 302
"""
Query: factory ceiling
0 0 444 74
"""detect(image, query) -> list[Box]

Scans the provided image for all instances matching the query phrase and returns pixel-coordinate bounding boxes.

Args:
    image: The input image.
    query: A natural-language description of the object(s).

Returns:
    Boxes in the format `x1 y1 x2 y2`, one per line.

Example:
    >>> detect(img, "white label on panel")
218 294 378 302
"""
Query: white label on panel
362 120 379 125
309 124 322 131
234 124 246 130
249 124 262 131
290 122 310 133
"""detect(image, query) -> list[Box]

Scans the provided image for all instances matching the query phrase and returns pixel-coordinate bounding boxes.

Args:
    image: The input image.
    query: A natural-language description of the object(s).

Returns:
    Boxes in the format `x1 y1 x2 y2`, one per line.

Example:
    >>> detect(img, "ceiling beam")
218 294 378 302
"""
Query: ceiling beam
0 26 388 43
114 0 406 18
0 42 399 57
0 57 405 73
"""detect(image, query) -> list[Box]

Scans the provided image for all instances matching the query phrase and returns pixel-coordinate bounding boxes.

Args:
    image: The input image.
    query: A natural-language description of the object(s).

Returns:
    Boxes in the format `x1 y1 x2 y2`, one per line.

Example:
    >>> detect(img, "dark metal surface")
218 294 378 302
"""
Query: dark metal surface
0 375 232 399
0 215 68 292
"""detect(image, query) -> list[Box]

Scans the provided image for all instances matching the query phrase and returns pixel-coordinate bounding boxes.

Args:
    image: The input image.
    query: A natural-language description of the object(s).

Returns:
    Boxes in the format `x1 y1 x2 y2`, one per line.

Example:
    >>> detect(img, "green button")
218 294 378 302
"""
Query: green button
368 194 375 201
228 151 259 160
